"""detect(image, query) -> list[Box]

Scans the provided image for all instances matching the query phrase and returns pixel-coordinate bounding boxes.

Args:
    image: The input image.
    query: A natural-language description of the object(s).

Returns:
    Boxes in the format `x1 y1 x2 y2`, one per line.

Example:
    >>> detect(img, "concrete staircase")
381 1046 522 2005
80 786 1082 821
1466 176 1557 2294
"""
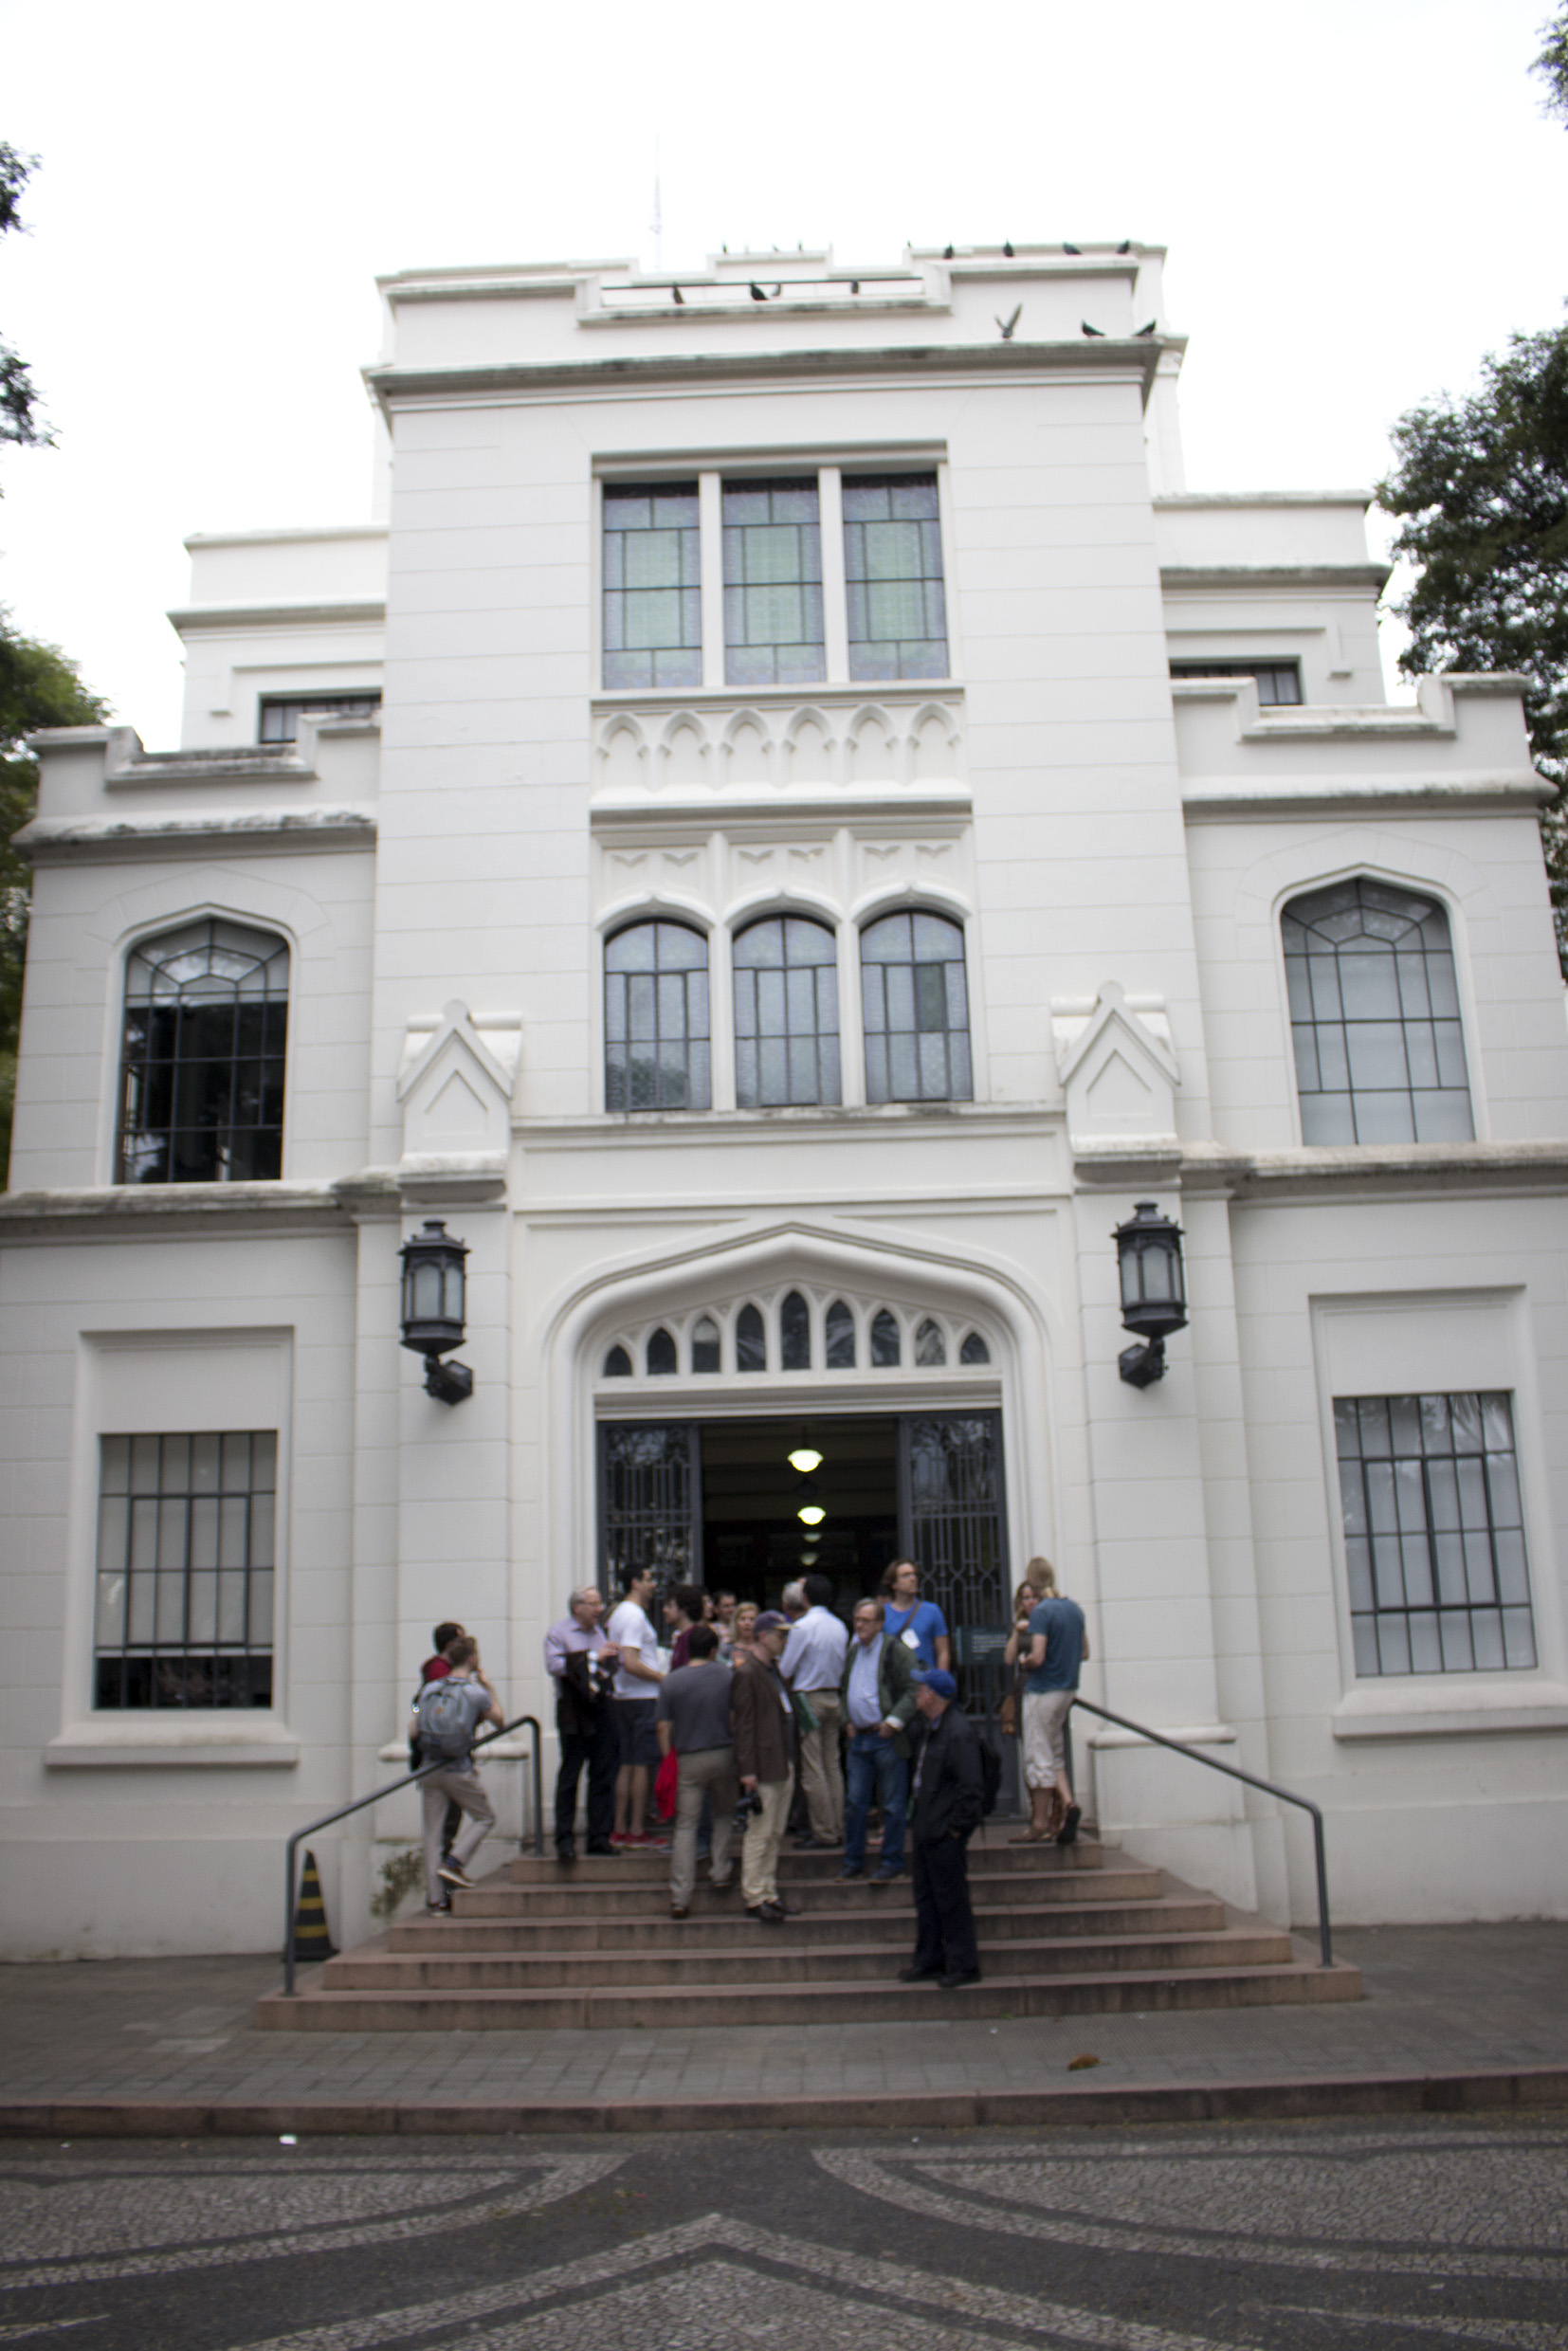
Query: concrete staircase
257 1831 1361 2031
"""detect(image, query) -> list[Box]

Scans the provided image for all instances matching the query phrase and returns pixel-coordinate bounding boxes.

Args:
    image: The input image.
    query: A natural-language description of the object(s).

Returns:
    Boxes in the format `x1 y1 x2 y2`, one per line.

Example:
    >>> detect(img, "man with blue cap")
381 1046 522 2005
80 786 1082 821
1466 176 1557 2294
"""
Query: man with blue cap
898 1666 983 1990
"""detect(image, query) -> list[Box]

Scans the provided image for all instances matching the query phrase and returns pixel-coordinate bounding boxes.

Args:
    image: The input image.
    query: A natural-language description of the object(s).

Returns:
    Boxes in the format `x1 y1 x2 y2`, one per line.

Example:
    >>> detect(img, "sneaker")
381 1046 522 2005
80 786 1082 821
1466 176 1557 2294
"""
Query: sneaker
870 1862 903 1883
555 1838 576 1864
939 1969 983 1991
838 1864 866 1880
669 1904 690 1921
424 1898 451 1915
437 1860 474 1890
1055 1804 1082 1848
709 1872 735 1892
610 1830 631 1847
758 1899 789 1923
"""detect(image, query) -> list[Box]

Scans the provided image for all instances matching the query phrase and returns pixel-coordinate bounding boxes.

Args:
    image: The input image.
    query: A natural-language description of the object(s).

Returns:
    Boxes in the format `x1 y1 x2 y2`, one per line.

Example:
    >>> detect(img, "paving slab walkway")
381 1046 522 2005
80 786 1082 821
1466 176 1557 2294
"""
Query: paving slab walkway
1 1921 1565 2130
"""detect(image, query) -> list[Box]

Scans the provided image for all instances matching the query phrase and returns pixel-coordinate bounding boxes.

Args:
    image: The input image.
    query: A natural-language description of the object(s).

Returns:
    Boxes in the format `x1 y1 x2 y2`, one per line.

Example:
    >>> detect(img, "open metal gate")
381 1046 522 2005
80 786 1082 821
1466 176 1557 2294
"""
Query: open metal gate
898 1409 1016 1805
597 1421 702 1606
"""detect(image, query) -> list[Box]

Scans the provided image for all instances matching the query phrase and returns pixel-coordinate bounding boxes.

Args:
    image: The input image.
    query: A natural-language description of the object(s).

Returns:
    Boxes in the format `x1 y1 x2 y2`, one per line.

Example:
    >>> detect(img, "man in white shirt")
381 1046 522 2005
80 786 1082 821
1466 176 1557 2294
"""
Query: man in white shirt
605 1564 665 1847
780 1573 849 1848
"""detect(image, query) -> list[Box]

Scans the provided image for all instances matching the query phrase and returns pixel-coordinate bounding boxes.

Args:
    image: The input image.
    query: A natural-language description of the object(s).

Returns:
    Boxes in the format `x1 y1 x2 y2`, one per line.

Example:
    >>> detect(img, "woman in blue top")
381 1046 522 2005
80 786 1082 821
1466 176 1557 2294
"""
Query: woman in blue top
880 1558 952 1672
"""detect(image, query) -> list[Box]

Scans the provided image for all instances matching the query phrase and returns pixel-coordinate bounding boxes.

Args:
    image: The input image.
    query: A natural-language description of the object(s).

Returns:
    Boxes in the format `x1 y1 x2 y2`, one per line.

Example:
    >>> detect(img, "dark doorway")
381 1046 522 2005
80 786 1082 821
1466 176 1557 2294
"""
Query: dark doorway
702 1415 899 1616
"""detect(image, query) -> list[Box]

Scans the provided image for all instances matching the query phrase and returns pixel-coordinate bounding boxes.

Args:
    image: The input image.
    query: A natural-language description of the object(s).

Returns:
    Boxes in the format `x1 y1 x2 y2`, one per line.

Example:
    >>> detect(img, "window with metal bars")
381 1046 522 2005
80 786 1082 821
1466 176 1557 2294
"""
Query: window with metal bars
1334 1392 1536 1677
94 1431 277 1708
733 915 841 1107
1169 659 1302 704
604 920 712 1111
860 910 972 1103
118 920 289 1184
258 692 381 742
1283 879 1472 1145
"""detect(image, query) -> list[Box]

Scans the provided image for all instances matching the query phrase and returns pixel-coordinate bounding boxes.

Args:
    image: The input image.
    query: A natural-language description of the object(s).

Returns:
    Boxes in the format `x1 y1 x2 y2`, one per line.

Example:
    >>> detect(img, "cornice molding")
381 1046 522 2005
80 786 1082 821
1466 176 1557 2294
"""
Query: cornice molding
365 337 1172 415
1182 775 1552 819
1160 564 1391 593
1181 1138 1568 1203
166 599 386 633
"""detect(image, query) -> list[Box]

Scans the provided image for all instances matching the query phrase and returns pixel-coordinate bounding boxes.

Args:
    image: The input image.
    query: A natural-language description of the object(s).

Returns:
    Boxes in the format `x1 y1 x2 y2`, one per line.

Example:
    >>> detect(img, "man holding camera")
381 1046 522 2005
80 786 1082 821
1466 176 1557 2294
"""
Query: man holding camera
729 1609 797 1922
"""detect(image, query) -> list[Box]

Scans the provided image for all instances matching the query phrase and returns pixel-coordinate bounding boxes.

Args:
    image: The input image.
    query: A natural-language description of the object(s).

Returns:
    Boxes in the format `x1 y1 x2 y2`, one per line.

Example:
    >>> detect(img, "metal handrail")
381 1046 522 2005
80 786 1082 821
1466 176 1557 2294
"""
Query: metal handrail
1070 1696 1335 1968
282 1712 544 1995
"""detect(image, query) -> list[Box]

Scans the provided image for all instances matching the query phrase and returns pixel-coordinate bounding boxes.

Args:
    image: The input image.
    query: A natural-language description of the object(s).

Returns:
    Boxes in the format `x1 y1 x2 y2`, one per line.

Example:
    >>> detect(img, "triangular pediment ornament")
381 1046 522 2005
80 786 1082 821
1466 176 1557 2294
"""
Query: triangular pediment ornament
1051 982 1181 1171
397 999 521 1176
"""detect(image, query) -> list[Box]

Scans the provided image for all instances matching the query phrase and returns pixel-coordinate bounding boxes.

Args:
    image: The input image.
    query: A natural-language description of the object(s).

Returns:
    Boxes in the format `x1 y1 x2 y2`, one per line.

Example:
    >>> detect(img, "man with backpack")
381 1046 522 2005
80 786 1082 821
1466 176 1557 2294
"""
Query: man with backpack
415 1634 504 1910
899 1668 985 1990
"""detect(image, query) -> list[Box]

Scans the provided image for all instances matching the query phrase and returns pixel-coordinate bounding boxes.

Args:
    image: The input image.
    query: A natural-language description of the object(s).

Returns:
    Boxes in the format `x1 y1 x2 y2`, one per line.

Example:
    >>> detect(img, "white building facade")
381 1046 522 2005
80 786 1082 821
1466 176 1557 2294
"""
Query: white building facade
4 242 1566 1959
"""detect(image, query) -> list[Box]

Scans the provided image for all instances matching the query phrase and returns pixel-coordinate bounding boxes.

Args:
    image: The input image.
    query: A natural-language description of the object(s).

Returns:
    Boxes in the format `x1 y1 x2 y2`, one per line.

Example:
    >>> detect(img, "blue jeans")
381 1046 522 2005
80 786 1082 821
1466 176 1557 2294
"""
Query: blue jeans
845 1730 908 1873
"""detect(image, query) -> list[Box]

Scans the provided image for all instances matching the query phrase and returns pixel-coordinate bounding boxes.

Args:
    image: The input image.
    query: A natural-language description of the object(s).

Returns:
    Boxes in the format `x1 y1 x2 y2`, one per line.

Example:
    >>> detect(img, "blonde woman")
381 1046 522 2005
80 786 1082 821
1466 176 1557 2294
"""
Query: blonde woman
1002 1560 1055 1834
722 1599 759 1666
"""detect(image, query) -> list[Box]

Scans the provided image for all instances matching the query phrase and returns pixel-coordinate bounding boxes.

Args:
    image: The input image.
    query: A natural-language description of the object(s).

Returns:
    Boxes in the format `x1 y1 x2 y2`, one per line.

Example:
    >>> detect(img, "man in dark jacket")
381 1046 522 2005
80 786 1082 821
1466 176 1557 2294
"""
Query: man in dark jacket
543 1587 621 1860
899 1668 983 1989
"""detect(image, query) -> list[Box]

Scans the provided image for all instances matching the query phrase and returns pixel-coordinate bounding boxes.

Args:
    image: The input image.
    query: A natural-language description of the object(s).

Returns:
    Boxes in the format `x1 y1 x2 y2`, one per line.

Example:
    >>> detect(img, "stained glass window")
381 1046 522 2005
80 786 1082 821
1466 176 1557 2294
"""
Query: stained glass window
603 483 702 690
861 911 972 1103
1284 880 1472 1144
733 916 841 1106
605 921 711 1111
723 478 825 686
844 474 948 681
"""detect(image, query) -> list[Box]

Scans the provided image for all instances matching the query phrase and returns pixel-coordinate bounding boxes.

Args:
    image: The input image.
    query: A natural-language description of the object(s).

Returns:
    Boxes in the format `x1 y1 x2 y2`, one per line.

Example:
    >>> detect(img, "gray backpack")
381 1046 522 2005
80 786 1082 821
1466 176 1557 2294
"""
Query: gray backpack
417 1675 475 1762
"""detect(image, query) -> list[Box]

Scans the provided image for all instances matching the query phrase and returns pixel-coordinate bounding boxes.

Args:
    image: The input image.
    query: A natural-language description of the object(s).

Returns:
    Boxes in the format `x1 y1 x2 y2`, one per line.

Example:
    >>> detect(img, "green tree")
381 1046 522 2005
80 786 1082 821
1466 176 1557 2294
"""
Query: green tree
1376 321 1568 968
0 143 50 454
1535 4 1568 126
0 621 108 1183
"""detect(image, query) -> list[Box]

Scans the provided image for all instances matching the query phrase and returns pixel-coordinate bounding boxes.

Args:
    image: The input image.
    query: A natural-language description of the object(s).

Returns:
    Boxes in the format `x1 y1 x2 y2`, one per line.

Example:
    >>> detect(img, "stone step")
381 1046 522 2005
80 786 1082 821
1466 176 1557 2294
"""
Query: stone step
386 1894 1225 1955
324 1925 1288 1994
455 1864 1159 1921
504 1837 1104 1886
258 1957 1362 2032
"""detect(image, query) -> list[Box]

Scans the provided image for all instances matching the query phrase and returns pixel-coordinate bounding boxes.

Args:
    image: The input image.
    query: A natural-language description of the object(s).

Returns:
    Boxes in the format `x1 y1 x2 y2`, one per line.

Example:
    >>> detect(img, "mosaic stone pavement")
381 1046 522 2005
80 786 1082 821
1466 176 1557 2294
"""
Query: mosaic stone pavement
0 2121 1564 2351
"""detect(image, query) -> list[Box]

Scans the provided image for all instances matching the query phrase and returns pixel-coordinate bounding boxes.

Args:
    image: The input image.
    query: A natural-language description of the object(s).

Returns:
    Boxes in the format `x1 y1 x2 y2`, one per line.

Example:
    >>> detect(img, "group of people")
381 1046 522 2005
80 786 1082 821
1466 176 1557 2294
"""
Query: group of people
540 1557 1085 1991
404 1558 1088 1992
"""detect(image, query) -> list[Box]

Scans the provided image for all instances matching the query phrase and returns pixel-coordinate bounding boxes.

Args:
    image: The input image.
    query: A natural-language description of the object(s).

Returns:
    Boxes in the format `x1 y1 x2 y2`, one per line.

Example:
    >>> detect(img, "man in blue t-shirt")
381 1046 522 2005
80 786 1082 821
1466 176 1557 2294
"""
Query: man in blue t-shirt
881 1558 951 1673
1018 1591 1088 1847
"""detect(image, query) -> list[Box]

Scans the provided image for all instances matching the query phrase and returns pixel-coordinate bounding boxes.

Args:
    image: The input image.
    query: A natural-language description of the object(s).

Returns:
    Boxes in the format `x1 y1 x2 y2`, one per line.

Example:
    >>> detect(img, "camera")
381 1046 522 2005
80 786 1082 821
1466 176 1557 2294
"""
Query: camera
732 1788 764 1830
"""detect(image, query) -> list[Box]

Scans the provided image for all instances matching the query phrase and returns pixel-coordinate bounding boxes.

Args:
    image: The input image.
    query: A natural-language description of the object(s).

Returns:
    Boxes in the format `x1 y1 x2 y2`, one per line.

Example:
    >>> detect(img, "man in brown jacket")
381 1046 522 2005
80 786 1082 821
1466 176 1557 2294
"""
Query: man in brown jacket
729 1609 797 1921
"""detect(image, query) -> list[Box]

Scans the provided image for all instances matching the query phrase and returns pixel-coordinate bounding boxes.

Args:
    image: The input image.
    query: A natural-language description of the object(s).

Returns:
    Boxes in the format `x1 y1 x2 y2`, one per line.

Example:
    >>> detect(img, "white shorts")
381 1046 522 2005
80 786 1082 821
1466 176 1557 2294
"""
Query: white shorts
1022 1688 1074 1789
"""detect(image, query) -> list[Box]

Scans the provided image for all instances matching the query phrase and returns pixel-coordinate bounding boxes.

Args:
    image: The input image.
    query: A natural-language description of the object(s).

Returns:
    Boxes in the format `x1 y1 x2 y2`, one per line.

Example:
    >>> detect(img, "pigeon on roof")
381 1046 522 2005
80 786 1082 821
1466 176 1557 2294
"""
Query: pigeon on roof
1081 320 1105 337
1064 242 1082 255
1116 239 1132 254
749 282 768 301
942 244 955 259
1134 319 1158 337
996 305 1023 340
1002 239 1014 256
671 285 684 303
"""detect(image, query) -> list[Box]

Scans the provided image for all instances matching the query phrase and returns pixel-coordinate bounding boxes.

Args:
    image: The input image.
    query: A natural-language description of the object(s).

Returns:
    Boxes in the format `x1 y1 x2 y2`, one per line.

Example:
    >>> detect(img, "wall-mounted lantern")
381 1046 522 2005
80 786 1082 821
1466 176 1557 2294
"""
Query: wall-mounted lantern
1113 1200 1187 1389
399 1219 473 1404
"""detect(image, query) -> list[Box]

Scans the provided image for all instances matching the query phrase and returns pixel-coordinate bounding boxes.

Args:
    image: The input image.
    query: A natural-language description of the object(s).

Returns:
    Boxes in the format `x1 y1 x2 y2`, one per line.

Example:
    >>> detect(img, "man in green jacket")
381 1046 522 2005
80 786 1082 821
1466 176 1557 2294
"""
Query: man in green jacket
838 1596 919 1882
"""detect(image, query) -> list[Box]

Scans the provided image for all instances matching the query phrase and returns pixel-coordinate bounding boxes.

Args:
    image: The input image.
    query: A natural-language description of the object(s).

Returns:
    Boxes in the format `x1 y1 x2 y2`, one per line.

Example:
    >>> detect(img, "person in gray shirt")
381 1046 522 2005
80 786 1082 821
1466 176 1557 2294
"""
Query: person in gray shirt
655 1624 737 1918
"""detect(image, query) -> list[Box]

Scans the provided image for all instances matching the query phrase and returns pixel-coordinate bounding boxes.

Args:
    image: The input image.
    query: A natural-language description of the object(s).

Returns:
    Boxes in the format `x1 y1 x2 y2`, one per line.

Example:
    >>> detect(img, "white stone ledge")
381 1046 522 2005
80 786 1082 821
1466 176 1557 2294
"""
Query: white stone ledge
1181 1138 1568 1203
1331 1681 1568 1741
167 599 386 631
14 807 377 864
1182 774 1549 817
1084 1721 1237 1750
46 1716 301 1768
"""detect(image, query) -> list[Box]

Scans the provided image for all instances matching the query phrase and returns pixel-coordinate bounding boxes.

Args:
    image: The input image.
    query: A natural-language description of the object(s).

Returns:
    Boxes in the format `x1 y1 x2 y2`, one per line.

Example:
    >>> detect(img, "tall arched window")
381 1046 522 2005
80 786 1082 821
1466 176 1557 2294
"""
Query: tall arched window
118 920 289 1184
1283 880 1473 1144
733 916 841 1106
861 910 972 1103
605 920 711 1112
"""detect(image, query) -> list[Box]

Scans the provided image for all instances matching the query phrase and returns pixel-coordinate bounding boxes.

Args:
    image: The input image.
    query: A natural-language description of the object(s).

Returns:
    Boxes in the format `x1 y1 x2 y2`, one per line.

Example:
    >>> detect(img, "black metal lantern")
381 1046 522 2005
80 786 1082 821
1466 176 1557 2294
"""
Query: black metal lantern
399 1219 473 1404
1113 1200 1187 1389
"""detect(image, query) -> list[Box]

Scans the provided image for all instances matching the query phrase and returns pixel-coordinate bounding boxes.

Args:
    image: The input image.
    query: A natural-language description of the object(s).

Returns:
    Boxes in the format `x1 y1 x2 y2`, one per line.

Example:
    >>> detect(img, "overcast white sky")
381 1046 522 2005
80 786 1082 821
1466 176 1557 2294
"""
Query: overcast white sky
1 0 1563 744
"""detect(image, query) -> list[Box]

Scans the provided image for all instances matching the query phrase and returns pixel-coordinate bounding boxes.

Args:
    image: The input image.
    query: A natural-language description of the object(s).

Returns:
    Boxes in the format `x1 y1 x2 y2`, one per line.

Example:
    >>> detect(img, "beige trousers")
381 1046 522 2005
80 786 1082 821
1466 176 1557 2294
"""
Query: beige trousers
796 1689 845 1839
421 1763 495 1903
669 1744 738 1907
740 1771 794 1907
